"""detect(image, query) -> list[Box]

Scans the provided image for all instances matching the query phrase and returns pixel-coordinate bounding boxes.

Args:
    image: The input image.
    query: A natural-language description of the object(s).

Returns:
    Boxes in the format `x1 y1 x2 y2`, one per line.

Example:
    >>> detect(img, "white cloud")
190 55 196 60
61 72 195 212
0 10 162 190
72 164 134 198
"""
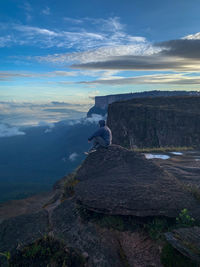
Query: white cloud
38 121 55 133
21 2 33 22
79 73 200 85
14 25 58 36
63 17 83 24
0 17 150 52
68 114 104 126
0 101 88 126
0 124 25 138
88 90 100 99
85 114 104 124
22 2 32 13
183 32 200 40
0 70 78 81
42 7 50 15
68 152 78 162
37 43 160 65
0 35 12 47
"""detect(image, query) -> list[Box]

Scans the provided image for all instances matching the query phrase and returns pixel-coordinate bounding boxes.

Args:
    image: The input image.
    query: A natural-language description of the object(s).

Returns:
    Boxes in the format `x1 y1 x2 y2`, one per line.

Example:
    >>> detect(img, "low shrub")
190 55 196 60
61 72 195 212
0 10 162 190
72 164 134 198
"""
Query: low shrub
176 208 196 227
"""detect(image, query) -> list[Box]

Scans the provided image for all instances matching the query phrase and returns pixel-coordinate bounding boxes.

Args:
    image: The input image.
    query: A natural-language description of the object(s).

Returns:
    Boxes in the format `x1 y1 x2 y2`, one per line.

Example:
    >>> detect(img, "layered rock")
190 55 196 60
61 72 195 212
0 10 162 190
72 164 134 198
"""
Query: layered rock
87 90 200 117
107 96 200 148
165 227 200 263
75 145 200 219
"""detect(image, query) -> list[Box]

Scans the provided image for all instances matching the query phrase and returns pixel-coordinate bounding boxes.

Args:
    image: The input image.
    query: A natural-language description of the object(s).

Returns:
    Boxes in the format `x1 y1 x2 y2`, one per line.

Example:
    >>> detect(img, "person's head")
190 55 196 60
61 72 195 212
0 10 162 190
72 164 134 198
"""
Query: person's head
99 120 106 127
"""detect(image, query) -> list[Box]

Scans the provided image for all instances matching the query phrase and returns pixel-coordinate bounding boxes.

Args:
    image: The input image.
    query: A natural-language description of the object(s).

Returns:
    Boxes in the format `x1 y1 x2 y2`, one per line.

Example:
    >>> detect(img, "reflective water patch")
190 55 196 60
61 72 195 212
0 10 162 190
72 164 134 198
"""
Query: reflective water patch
144 154 170 160
170 152 183 155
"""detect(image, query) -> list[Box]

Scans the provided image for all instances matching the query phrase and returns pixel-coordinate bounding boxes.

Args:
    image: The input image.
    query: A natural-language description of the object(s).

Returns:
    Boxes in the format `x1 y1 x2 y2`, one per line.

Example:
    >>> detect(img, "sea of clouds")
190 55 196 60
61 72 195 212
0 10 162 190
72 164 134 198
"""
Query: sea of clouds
0 100 92 137
0 124 26 137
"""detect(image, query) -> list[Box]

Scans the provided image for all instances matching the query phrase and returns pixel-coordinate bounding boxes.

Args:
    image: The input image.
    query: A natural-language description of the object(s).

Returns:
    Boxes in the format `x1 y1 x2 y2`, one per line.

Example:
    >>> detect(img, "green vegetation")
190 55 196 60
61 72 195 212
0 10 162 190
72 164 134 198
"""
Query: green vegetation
161 243 197 267
0 251 11 266
8 236 86 267
176 208 196 227
160 210 199 267
133 146 194 153
144 209 197 241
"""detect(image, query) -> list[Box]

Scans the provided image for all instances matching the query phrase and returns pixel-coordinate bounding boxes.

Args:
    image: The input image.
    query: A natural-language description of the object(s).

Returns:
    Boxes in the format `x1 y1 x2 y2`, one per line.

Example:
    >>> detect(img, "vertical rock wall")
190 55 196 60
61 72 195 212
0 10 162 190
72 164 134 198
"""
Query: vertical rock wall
107 96 200 148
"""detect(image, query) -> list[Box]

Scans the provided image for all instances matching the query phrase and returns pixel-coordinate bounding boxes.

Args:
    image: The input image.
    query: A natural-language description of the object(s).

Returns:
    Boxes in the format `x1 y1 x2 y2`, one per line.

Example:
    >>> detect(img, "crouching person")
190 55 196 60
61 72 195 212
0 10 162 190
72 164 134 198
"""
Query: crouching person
86 120 112 154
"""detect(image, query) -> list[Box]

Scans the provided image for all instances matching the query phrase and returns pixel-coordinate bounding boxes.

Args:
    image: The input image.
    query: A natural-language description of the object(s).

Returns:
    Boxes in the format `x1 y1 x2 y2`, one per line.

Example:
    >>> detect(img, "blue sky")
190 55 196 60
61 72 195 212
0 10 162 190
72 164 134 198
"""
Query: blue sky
1 0 200 126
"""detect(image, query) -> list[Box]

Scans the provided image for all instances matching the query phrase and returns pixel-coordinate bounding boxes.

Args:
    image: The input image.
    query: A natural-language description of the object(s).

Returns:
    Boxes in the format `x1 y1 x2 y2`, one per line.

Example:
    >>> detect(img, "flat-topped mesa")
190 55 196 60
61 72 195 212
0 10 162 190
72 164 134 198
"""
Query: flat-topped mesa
74 145 200 219
87 90 200 117
107 96 200 148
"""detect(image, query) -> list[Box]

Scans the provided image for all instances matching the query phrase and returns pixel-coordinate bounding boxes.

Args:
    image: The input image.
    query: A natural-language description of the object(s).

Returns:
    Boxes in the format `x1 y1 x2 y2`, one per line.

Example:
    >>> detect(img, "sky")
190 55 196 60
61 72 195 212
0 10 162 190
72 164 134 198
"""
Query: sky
1 0 200 127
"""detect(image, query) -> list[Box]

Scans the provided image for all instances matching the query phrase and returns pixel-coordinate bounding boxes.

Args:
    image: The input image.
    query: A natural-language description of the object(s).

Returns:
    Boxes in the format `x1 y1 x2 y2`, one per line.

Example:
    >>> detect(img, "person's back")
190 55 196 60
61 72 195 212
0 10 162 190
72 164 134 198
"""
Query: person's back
99 125 112 145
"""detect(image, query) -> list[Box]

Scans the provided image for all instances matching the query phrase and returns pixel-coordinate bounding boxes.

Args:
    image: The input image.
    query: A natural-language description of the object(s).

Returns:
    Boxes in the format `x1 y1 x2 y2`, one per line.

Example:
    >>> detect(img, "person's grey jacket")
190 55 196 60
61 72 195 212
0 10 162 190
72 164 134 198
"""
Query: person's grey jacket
88 120 112 145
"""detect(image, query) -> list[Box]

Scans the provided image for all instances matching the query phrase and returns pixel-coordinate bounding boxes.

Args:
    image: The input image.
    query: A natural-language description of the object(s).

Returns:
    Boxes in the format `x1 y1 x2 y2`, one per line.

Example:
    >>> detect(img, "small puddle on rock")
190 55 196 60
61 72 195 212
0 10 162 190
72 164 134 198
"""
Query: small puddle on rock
144 154 170 160
170 152 183 155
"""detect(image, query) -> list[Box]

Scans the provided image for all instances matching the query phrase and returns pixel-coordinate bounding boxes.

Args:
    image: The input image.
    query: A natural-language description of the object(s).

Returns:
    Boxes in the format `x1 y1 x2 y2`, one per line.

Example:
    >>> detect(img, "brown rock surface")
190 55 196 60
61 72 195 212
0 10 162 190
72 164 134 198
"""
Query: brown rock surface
75 145 200 219
118 231 163 267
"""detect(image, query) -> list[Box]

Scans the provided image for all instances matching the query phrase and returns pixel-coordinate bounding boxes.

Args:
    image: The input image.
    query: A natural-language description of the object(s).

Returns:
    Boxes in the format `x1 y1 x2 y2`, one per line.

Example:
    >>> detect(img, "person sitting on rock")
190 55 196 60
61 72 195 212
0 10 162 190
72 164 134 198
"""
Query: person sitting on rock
86 120 112 154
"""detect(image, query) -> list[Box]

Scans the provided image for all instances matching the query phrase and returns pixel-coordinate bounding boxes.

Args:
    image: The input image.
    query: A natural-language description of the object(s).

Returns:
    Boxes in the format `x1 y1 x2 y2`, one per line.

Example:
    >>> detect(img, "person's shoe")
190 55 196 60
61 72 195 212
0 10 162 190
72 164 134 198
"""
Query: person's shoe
84 149 97 155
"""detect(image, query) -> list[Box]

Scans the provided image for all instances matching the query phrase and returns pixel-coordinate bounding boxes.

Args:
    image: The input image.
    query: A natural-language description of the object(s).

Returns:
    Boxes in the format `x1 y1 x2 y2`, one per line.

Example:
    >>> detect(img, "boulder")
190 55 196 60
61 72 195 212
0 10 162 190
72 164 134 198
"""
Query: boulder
75 145 200 219
165 227 200 263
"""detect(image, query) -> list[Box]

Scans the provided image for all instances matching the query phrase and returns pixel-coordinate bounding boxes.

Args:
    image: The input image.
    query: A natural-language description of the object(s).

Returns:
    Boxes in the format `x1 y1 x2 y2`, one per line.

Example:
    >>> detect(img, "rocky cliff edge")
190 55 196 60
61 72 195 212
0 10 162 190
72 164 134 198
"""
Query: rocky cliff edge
0 145 200 266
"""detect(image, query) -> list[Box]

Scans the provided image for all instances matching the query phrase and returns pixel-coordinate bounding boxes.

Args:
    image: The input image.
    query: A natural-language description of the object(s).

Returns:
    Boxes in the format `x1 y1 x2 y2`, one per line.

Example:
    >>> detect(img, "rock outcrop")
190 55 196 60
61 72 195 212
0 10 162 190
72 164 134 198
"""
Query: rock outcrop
107 96 200 148
165 227 200 263
75 145 200 219
1 145 200 266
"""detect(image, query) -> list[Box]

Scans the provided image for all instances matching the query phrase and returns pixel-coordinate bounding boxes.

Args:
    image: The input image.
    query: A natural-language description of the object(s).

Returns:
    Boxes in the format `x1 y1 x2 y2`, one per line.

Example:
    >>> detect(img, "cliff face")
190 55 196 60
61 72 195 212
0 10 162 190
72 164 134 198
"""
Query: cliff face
107 96 200 148
87 90 200 117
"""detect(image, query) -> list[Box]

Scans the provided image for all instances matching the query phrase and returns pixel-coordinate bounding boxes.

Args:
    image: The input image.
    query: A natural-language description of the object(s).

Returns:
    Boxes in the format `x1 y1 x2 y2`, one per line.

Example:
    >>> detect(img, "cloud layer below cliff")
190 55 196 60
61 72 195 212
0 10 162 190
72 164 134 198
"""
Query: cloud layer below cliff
0 101 88 126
